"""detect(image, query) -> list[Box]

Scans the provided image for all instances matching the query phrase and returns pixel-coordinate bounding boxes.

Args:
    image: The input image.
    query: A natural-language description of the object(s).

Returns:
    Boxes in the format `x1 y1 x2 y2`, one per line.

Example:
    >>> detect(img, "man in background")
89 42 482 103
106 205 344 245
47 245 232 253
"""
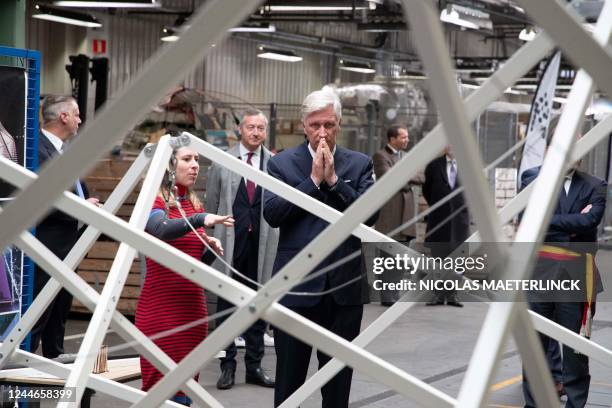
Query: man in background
422 145 469 307
206 109 278 390
31 95 99 358
372 124 424 306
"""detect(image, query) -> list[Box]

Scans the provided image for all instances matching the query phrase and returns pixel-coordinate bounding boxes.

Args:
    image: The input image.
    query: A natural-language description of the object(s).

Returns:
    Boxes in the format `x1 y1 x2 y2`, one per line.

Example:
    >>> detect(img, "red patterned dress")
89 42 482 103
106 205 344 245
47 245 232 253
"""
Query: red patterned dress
135 192 208 394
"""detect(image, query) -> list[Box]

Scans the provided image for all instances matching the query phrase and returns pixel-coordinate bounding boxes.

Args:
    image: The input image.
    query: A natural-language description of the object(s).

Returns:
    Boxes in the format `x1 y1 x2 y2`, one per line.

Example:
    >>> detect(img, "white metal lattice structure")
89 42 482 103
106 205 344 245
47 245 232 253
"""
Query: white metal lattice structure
0 0 610 407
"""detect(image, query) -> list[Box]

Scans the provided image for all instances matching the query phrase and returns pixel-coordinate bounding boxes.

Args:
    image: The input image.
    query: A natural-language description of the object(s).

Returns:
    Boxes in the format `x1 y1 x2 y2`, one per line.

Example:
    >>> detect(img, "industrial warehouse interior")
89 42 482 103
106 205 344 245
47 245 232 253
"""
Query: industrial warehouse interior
0 0 611 407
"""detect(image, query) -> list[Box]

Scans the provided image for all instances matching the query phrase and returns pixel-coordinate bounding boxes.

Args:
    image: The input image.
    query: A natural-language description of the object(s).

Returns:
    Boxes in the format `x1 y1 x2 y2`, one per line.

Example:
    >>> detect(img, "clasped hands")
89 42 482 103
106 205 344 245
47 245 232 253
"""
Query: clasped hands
311 139 337 187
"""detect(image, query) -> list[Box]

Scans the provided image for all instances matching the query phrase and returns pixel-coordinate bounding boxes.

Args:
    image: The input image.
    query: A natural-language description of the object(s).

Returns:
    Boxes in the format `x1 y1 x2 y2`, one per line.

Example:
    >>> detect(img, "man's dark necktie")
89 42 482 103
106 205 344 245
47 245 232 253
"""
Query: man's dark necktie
246 152 256 203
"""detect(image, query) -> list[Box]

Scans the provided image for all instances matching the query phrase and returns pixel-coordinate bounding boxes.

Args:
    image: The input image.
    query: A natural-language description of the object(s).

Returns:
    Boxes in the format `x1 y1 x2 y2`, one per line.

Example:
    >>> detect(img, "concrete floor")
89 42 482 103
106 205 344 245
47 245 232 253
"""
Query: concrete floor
51 300 612 408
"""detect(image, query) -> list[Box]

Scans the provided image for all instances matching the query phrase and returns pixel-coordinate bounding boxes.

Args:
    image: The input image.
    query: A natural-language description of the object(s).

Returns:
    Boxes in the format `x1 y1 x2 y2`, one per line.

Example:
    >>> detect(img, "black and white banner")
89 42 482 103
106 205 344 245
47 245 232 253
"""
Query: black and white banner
518 50 561 183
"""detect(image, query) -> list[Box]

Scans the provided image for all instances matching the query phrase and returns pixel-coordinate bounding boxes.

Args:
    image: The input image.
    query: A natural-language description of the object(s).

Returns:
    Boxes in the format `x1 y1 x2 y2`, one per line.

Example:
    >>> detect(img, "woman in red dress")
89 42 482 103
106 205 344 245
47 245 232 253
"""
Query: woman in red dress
136 146 234 406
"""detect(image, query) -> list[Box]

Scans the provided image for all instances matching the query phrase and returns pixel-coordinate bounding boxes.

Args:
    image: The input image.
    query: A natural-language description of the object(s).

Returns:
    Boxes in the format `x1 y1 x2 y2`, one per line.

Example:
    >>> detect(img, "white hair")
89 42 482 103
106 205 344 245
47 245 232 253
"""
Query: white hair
301 89 342 122
42 95 77 124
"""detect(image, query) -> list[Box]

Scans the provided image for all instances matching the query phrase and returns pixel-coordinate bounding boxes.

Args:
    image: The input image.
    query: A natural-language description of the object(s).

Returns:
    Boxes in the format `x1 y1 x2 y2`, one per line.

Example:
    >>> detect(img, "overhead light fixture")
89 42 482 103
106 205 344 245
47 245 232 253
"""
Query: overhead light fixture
440 4 492 31
262 1 370 12
53 0 160 7
257 47 302 62
161 27 179 42
513 84 574 91
367 0 382 10
504 87 527 95
519 26 537 41
339 60 376 74
229 23 276 33
265 5 368 11
357 22 406 32
33 4 102 28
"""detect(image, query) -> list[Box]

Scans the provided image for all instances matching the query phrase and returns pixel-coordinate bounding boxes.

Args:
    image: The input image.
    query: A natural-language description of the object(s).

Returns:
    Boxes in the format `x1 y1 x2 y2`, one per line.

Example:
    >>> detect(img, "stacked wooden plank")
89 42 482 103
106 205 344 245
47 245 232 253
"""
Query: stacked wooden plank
72 156 142 316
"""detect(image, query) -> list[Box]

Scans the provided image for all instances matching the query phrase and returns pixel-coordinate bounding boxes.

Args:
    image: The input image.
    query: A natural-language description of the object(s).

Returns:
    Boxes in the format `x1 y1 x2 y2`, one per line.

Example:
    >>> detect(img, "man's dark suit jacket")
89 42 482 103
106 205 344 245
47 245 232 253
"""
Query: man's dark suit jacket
521 166 607 292
36 132 89 260
263 142 377 308
422 155 469 252
521 167 606 246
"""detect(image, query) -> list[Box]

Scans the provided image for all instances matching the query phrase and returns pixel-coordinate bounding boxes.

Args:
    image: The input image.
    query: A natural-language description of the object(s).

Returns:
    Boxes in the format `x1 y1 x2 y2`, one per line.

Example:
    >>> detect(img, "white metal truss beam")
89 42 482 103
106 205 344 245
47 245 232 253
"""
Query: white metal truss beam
457 2 612 405
277 11 556 408
0 150 150 369
0 153 453 407
0 18 563 407
132 129 462 406
530 311 612 366
402 0 504 244
0 0 262 254
188 24 552 244
0 151 222 408
0 0 609 406
11 231 221 408
60 137 173 405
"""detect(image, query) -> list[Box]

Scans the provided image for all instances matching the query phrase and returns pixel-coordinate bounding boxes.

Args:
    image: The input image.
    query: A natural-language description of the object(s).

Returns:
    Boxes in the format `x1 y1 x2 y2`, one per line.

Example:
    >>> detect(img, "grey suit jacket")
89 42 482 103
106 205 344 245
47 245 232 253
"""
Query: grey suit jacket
205 144 279 283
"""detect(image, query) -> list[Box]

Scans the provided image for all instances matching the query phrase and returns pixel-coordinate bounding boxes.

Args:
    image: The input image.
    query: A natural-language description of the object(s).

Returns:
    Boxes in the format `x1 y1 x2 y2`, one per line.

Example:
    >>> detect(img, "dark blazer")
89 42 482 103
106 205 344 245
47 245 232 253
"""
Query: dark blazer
521 166 607 294
422 155 469 253
36 132 89 260
521 167 607 246
263 142 377 307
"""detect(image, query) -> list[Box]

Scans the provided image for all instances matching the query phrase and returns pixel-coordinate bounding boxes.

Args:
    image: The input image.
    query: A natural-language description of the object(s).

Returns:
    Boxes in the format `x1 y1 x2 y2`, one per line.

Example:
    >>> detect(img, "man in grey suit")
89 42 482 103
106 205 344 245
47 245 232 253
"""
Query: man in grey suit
205 109 279 390
372 125 424 306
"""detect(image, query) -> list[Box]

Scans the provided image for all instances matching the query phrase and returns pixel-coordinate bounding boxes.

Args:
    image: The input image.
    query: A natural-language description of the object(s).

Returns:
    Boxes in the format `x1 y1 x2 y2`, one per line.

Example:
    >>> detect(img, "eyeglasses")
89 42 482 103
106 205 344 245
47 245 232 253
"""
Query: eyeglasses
244 125 266 132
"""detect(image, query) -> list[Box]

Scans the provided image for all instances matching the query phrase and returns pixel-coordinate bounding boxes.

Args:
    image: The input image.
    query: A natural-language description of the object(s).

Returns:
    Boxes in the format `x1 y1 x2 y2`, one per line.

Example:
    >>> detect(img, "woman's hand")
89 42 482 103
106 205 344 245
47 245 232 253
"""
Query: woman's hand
204 214 235 228
207 236 224 256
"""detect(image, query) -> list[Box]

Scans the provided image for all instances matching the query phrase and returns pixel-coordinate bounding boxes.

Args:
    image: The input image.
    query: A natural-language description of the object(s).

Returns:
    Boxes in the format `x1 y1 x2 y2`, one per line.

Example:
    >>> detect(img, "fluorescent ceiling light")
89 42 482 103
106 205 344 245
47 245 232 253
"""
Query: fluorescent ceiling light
257 47 302 62
229 23 276 33
339 60 375 74
54 0 160 7
504 87 527 95
33 4 102 28
265 6 367 11
161 27 179 42
513 84 574 91
519 27 537 41
440 8 478 29
440 4 492 31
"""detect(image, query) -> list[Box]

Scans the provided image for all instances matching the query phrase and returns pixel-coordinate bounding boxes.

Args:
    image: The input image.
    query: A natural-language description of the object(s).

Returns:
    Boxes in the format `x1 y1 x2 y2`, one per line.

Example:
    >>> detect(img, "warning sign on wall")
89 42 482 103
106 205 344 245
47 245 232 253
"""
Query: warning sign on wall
92 39 107 55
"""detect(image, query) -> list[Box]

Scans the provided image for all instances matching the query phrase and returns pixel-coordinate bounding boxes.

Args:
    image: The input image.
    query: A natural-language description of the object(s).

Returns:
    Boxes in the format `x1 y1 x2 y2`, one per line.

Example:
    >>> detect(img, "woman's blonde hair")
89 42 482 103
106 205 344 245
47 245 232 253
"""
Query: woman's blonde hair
158 147 203 211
